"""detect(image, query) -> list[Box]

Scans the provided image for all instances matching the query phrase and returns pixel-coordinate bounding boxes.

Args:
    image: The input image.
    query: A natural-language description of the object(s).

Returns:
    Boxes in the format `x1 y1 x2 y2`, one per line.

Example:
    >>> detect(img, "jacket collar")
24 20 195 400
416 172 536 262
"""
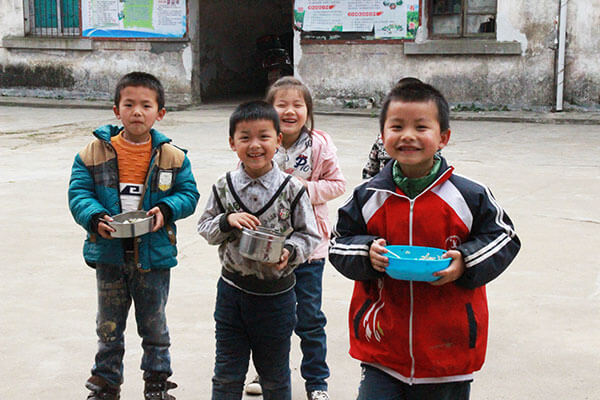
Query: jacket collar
93 124 171 149
367 156 454 195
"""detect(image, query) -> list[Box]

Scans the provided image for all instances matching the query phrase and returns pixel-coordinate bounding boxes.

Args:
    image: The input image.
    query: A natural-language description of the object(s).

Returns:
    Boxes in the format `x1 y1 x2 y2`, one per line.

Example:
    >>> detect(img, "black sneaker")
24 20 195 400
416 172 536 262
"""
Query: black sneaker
144 372 178 400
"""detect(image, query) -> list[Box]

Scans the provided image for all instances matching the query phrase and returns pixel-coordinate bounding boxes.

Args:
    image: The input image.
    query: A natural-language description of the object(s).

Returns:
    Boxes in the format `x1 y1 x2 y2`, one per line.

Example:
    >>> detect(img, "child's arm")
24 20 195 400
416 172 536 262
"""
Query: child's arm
284 190 321 267
197 187 242 245
305 137 346 204
361 137 383 179
68 154 111 231
329 186 385 281
152 156 199 222
454 186 521 289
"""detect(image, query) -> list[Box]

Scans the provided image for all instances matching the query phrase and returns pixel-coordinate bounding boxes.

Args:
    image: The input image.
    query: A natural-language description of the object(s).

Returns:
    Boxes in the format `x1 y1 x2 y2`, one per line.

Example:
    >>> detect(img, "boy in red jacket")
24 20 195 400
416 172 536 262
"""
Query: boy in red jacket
329 80 520 399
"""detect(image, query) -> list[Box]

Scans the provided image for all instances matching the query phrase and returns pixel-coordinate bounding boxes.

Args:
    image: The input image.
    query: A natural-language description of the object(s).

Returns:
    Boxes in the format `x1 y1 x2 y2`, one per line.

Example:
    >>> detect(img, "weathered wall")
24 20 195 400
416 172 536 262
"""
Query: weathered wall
198 0 292 99
297 0 599 109
563 1 600 106
0 0 199 105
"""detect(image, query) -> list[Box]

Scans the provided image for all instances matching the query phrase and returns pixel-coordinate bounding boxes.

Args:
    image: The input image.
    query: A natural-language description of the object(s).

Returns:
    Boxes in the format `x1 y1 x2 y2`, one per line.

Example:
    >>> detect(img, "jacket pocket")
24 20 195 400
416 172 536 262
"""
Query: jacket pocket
465 303 477 348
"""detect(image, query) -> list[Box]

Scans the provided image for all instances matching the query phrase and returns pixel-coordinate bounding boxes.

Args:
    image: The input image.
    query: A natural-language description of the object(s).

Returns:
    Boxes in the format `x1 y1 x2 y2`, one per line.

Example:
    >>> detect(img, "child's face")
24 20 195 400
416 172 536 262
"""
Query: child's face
272 88 308 140
382 100 450 178
229 119 282 179
113 86 165 143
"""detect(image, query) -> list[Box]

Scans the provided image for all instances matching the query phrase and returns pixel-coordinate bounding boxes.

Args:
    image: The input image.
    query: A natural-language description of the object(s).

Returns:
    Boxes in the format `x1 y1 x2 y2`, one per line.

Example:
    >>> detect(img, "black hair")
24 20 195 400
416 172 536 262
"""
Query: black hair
229 100 280 138
114 71 165 110
379 79 450 133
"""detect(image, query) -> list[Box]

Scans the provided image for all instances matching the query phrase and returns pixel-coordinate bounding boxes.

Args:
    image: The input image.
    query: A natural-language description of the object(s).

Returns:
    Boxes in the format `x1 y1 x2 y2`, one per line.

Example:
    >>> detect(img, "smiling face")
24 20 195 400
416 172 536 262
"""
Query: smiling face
229 119 282 179
272 88 308 148
113 85 166 143
382 100 450 178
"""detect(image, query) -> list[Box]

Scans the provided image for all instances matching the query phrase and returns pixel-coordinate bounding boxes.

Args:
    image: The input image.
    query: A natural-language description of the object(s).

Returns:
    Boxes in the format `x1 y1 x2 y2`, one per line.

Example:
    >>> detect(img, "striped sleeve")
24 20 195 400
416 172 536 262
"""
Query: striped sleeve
455 181 521 289
328 187 384 281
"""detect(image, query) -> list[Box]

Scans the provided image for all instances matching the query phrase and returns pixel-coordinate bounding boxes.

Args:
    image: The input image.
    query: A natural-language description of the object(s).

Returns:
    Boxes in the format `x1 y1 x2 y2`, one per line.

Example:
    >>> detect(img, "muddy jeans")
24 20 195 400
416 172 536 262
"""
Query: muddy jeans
91 261 172 386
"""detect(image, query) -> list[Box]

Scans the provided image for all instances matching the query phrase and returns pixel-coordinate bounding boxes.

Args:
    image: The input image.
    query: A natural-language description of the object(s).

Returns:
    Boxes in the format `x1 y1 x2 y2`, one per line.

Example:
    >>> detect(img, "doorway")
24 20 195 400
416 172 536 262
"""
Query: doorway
198 0 293 101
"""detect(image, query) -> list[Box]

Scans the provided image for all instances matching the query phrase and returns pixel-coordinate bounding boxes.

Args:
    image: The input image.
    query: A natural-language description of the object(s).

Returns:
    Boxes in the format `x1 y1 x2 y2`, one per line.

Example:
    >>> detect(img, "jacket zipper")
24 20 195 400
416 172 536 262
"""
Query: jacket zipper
102 134 159 269
408 199 415 384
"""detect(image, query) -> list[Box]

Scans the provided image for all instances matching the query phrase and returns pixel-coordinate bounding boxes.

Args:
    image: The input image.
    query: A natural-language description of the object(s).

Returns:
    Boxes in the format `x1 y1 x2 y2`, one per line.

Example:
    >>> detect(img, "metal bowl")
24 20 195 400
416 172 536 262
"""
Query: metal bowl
239 226 286 263
107 210 153 238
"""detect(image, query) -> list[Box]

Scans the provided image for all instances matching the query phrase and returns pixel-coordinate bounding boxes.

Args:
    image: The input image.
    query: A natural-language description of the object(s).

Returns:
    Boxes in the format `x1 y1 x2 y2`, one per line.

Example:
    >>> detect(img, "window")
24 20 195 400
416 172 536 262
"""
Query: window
24 0 81 37
429 0 496 38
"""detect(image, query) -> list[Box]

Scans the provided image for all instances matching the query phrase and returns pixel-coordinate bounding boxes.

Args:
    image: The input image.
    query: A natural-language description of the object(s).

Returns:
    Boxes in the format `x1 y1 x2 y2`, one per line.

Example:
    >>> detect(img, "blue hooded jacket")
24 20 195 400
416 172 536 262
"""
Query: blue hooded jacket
68 124 199 269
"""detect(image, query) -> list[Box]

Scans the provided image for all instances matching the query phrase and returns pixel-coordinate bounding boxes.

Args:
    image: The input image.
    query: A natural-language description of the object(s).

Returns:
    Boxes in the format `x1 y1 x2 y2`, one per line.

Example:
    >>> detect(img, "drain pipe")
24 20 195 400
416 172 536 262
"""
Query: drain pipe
555 0 567 111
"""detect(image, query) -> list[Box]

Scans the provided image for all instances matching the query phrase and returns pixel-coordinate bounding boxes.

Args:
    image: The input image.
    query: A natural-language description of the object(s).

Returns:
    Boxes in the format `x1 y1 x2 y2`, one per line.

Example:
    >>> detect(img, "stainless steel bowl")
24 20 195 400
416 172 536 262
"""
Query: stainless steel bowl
239 226 286 263
107 211 153 238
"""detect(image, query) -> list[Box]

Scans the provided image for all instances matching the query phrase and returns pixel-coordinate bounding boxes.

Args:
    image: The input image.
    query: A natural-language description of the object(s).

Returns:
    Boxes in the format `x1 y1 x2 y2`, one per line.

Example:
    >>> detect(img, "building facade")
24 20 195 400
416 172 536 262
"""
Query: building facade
1 1 598 109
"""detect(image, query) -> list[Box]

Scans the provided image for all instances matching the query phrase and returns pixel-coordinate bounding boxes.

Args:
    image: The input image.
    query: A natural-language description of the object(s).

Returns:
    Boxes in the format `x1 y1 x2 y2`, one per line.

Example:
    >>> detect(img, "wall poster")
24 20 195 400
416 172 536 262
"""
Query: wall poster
81 0 187 38
294 0 419 39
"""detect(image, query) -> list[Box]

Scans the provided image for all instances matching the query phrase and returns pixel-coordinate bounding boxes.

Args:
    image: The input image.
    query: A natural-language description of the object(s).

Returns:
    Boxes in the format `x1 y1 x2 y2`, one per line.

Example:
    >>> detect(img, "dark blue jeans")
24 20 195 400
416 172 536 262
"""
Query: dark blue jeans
92 262 172 386
357 364 471 400
294 258 330 392
212 278 296 400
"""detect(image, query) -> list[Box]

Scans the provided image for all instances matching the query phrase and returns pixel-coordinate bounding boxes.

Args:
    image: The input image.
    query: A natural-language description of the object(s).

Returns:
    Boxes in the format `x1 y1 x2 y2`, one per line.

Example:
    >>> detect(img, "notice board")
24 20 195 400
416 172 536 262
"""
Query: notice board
294 0 419 40
81 0 187 38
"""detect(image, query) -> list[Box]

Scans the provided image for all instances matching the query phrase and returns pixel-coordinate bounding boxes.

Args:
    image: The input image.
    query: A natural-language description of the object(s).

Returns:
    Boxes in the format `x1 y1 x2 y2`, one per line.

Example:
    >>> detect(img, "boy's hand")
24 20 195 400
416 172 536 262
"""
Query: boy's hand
227 212 261 230
147 207 165 232
97 216 115 239
369 238 389 272
430 250 466 286
266 248 290 271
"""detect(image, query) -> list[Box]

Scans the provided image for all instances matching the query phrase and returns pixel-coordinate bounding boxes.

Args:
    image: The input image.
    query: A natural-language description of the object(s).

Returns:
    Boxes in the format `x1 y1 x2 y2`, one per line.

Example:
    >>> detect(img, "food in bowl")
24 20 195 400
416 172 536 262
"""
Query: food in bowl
108 211 153 238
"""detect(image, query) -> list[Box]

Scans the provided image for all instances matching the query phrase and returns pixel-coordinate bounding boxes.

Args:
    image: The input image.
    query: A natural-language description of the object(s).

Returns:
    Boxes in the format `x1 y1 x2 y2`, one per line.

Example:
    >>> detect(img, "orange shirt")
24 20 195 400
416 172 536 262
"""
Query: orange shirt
111 132 152 211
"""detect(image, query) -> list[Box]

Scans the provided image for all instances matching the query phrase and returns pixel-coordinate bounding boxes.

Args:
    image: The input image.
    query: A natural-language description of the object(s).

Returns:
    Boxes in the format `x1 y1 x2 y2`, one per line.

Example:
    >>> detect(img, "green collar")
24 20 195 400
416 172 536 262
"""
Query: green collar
392 157 441 198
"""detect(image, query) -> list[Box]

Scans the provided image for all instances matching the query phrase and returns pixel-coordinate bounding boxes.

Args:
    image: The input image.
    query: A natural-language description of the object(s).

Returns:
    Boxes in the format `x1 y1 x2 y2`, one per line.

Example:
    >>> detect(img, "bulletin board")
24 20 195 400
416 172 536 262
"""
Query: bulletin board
81 0 187 38
294 0 420 40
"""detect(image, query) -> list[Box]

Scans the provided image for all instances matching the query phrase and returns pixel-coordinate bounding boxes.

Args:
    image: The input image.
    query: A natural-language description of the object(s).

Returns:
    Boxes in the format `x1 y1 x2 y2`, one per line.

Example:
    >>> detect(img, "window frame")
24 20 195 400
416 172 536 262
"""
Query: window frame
427 0 496 39
23 0 81 37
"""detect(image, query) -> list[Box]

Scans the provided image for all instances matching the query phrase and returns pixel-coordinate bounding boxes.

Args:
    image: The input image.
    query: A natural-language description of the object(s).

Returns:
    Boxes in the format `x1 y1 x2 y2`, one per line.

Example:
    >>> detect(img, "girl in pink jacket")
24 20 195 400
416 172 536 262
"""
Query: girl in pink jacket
243 76 345 400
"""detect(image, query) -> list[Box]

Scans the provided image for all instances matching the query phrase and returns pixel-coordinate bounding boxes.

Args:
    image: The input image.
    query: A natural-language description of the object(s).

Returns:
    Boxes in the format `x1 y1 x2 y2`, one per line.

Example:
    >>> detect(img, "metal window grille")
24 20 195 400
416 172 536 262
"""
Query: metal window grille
24 0 80 37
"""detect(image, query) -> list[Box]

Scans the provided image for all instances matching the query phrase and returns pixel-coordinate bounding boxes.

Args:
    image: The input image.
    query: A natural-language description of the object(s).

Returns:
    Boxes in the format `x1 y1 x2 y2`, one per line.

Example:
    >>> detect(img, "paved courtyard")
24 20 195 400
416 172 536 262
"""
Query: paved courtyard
1 103 599 399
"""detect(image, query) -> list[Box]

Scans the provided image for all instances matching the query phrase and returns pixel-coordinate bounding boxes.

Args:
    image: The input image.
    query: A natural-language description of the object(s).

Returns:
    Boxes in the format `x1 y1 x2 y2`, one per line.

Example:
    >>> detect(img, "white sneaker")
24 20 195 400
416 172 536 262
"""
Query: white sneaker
307 390 330 400
244 375 262 395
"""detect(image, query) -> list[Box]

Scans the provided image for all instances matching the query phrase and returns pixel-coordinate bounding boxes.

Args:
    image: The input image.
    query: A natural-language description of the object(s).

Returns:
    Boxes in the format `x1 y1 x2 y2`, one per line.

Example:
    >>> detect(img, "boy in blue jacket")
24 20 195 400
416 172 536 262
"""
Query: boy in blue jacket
68 72 199 400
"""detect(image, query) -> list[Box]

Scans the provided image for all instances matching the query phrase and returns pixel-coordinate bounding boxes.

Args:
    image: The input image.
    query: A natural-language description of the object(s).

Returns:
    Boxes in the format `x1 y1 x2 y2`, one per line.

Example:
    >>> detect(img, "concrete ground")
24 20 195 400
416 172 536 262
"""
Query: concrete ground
1 102 599 399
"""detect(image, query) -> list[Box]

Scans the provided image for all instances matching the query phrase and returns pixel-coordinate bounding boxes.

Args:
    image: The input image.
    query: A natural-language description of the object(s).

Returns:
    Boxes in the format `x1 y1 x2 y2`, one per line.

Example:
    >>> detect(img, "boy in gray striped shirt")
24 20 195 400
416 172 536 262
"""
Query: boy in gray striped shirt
198 101 320 400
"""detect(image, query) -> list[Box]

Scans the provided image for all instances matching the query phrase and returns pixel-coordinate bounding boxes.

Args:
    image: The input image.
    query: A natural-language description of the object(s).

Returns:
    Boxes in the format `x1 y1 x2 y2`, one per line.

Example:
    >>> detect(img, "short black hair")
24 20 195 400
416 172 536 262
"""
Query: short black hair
229 100 280 138
114 71 165 110
379 79 450 133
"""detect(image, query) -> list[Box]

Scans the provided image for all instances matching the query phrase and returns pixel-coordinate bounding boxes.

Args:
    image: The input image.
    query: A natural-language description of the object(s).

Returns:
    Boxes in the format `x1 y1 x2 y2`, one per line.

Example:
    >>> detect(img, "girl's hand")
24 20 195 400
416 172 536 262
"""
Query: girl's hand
97 216 115 239
147 207 165 232
227 212 261 230
430 250 465 286
296 176 308 188
369 238 389 272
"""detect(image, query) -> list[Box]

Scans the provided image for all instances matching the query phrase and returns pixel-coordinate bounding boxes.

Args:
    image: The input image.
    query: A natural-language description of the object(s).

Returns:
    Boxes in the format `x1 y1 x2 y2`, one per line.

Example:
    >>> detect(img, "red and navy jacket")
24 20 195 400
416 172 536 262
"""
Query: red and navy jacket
329 157 520 384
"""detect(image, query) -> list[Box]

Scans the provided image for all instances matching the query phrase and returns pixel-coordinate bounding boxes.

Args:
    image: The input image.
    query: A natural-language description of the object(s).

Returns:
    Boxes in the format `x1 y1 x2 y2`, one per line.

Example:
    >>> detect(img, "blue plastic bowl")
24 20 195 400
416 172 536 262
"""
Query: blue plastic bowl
384 245 450 282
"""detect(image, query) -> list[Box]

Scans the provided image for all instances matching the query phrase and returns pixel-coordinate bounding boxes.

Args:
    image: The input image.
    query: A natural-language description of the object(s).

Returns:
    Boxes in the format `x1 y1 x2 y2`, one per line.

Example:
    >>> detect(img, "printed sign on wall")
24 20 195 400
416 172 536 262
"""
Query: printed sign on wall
294 0 419 39
82 0 186 38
